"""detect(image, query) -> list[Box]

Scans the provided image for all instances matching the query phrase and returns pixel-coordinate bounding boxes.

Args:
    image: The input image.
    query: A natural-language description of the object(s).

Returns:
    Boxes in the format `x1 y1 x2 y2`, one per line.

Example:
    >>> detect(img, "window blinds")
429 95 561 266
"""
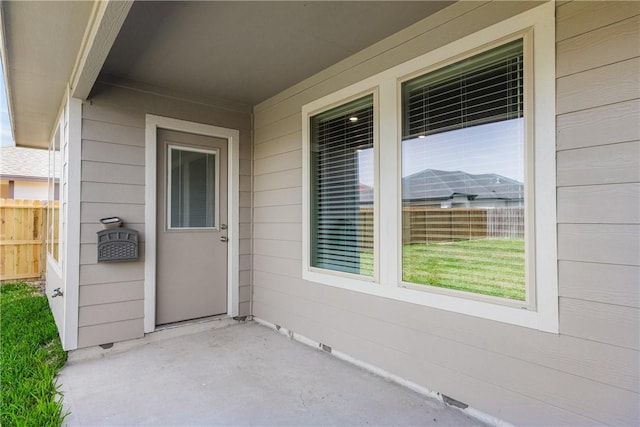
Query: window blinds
310 95 374 276
402 39 524 139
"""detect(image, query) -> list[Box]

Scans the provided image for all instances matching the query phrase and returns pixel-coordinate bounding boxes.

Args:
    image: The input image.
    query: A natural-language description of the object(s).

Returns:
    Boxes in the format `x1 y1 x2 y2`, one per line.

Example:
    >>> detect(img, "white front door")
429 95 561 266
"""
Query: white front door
156 128 228 325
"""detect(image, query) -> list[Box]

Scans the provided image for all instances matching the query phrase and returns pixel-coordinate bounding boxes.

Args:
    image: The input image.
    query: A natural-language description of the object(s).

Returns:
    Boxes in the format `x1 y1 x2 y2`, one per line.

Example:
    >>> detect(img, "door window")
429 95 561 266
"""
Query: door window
168 145 219 229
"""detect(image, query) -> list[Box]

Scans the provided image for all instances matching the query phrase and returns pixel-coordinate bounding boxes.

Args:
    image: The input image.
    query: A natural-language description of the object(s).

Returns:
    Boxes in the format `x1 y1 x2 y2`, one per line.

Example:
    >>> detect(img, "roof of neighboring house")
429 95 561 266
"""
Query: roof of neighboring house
358 169 523 204
0 146 59 180
402 169 523 202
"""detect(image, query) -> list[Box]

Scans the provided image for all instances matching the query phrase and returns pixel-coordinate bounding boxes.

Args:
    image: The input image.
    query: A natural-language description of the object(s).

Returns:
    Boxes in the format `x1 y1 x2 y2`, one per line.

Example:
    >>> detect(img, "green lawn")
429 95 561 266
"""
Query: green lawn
0 283 67 427
358 238 524 300
403 238 525 300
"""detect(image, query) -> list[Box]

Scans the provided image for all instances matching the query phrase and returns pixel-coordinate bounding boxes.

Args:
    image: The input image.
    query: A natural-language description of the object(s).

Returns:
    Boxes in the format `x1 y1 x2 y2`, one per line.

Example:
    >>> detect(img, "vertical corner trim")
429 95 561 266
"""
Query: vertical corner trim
63 95 82 350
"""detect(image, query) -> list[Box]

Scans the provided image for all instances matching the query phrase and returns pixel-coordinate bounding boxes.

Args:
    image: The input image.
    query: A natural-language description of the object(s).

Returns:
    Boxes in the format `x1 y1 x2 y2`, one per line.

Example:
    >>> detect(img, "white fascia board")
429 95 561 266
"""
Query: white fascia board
0 4 16 145
70 1 133 100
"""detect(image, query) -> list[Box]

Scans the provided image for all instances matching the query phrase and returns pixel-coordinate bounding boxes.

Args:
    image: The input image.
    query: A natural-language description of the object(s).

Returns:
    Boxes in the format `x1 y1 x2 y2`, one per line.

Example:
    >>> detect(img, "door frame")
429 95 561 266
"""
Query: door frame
144 114 240 333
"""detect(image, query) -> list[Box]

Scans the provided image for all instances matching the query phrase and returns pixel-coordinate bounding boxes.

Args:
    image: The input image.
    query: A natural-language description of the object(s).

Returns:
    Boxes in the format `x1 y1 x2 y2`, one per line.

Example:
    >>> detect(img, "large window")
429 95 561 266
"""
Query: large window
401 39 527 301
310 95 374 276
302 3 556 331
48 128 61 263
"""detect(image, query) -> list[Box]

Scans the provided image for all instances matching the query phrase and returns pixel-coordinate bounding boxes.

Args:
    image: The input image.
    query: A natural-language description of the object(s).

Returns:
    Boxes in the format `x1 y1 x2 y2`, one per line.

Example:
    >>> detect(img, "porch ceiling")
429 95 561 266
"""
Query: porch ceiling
100 1 453 107
1 1 453 149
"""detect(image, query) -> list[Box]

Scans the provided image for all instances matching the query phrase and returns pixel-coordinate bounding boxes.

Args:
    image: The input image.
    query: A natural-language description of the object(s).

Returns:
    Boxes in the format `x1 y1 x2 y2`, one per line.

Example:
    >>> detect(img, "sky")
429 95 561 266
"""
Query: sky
357 118 525 187
1 57 14 147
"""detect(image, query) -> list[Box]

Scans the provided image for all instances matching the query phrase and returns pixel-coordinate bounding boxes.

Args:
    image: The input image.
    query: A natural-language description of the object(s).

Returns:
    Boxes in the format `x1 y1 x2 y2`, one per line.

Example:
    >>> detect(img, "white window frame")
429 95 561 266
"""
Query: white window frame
301 2 557 332
47 118 63 271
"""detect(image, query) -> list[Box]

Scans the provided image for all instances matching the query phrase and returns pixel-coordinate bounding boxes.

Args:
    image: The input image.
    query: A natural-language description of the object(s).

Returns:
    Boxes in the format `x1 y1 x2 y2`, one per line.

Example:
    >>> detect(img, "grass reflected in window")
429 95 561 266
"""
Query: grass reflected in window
403 238 525 300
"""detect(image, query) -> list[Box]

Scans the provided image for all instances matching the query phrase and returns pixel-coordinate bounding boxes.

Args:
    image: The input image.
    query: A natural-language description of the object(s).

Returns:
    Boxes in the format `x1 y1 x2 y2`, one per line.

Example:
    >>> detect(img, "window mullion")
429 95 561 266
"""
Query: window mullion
378 80 399 287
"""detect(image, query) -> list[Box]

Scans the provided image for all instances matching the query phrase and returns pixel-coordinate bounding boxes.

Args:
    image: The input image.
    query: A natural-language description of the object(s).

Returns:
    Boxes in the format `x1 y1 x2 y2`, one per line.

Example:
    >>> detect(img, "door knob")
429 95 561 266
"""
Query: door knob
220 224 227 230
220 236 229 242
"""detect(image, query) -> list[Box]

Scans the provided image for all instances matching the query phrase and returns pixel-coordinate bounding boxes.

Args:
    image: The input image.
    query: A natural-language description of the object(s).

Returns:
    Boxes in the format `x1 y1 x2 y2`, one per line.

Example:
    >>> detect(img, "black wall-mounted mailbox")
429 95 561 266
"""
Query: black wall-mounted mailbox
97 228 139 263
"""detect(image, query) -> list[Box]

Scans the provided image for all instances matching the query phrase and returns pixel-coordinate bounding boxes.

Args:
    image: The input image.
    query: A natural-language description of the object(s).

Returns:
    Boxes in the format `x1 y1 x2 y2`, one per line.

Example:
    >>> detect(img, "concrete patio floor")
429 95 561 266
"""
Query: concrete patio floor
58 321 487 426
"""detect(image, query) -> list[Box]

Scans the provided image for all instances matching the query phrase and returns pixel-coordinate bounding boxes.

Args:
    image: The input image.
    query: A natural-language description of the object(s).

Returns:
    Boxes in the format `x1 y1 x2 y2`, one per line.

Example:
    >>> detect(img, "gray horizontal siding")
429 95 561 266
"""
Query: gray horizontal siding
558 224 639 266
555 0 640 42
552 0 638 417
78 300 144 327
253 283 637 426
80 263 144 286
253 222 301 241
556 99 640 150
254 269 638 395
556 57 640 115
77 210 142 358
251 1 640 425
560 298 639 350
254 239 302 261
80 202 144 224
559 261 639 309
557 141 639 186
254 132 301 160
254 205 302 223
81 161 144 185
78 281 144 306
255 301 602 426
81 182 144 204
81 119 145 146
82 140 145 166
78 82 252 347
556 14 639 78
253 169 302 193
557 183 640 224
254 149 300 175
78 319 144 348
254 188 301 208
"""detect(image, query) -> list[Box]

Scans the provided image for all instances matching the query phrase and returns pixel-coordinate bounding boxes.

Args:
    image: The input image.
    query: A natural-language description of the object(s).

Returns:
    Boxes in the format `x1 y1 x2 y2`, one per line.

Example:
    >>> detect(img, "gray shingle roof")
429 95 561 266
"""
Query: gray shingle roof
358 169 524 204
0 146 60 179
402 169 523 201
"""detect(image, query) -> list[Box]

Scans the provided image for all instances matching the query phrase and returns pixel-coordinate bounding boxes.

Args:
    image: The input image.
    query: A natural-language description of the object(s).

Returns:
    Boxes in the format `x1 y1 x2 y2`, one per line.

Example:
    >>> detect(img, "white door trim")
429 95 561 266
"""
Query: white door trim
144 115 240 333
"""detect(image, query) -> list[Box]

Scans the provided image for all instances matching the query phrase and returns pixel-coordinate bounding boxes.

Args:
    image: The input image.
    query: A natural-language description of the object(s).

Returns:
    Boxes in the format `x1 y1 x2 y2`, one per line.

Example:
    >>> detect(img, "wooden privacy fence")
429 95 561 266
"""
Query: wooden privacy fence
0 199 58 282
402 207 488 243
359 207 524 248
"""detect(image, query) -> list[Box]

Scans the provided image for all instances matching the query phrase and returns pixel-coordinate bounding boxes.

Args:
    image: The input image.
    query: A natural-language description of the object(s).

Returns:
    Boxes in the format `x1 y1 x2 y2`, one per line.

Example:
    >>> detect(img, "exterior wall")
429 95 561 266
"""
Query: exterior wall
12 180 48 200
252 1 639 425
77 82 252 348
555 1 639 355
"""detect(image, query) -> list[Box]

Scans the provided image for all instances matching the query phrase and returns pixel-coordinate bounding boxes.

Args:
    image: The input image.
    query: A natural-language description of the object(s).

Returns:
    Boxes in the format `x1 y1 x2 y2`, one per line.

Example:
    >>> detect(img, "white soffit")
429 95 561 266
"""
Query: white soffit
0 1 131 149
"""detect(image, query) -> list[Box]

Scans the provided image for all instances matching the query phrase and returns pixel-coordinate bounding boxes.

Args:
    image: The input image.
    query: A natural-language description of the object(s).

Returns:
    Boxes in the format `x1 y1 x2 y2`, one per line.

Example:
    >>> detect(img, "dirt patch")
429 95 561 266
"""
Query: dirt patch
27 280 47 295
1 280 47 295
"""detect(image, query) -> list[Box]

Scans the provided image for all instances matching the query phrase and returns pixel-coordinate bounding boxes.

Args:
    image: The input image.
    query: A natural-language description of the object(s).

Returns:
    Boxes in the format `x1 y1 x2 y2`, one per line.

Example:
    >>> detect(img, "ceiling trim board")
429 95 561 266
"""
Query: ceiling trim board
70 1 133 100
